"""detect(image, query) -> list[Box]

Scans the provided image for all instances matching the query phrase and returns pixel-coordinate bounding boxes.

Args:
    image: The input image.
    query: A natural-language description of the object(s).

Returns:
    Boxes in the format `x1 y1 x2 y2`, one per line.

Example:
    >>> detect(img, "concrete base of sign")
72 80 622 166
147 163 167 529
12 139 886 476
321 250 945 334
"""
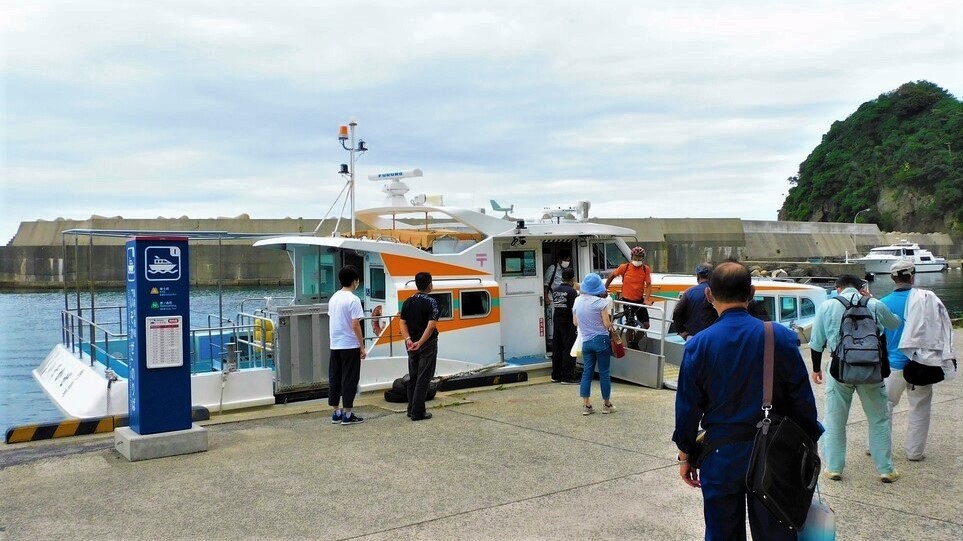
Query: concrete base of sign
114 423 208 462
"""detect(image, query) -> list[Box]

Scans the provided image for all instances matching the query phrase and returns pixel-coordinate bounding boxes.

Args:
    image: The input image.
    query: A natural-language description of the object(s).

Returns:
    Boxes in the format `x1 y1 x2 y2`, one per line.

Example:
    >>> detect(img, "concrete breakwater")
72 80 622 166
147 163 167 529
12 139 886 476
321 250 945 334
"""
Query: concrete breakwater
1 215 958 288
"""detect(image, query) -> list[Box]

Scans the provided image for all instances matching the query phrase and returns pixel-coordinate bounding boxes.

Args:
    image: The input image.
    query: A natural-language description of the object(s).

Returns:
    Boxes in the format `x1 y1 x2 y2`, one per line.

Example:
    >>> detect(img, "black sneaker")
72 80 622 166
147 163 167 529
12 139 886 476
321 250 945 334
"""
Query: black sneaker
341 413 365 425
561 378 580 385
411 412 433 421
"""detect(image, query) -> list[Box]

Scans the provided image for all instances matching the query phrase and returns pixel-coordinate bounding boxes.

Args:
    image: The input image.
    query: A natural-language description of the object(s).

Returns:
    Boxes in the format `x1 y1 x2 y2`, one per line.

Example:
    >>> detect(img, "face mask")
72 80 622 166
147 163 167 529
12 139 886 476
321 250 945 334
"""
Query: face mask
560 261 570 269
631 260 643 267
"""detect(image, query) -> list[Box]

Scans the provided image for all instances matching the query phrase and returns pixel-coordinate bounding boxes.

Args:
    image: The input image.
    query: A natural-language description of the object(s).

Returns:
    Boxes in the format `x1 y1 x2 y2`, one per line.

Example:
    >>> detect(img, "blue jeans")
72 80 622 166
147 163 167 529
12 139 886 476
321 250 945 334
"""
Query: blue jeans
580 334 611 400
821 375 894 474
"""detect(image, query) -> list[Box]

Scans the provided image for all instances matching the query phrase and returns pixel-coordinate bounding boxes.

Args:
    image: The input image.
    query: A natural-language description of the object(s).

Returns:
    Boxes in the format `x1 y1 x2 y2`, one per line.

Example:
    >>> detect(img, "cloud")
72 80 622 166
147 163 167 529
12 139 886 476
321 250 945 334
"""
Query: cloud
3 0 963 242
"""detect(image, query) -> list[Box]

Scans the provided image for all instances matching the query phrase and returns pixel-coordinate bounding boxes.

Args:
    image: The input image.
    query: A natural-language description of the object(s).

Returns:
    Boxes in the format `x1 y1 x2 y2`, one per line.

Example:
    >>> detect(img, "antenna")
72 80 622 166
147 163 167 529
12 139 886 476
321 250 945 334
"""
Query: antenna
367 169 424 206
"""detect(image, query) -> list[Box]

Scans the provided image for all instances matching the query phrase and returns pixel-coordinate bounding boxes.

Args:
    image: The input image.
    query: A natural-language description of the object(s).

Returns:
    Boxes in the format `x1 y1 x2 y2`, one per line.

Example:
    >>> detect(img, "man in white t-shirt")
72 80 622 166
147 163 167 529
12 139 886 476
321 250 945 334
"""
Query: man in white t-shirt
328 265 367 425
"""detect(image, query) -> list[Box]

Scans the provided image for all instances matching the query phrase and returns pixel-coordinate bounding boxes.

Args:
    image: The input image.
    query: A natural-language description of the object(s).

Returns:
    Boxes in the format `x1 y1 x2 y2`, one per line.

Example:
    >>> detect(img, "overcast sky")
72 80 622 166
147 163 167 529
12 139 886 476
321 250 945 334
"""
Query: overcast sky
3 1 962 242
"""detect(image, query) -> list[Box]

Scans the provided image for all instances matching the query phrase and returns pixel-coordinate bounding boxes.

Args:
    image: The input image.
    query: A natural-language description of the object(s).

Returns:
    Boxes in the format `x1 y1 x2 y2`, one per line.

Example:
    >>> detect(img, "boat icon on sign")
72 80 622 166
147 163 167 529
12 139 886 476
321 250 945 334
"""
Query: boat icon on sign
145 246 181 281
148 257 177 274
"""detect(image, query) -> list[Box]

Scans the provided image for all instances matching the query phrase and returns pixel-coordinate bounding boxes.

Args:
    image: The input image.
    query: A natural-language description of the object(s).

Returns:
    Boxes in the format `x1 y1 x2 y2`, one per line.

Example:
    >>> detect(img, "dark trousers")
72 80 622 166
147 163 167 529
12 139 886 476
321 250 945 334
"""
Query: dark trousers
407 339 438 418
700 441 797 541
551 310 577 380
328 348 362 409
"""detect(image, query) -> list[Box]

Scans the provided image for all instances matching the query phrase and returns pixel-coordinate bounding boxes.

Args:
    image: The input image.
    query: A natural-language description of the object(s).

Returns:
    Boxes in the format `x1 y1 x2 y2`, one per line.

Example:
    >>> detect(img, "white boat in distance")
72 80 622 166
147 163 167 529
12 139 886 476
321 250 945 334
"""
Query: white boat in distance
855 241 947 274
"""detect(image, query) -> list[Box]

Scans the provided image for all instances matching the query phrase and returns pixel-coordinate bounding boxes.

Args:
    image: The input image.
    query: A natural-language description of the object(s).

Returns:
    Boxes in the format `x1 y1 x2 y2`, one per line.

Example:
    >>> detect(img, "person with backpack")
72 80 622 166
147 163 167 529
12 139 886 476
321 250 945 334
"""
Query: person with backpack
809 274 902 482
604 246 651 348
880 260 957 461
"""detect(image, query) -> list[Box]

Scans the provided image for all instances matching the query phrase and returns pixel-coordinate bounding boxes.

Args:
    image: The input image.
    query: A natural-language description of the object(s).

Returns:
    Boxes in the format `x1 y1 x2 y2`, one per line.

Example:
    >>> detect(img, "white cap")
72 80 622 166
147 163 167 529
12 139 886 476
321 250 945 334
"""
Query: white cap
890 260 915 275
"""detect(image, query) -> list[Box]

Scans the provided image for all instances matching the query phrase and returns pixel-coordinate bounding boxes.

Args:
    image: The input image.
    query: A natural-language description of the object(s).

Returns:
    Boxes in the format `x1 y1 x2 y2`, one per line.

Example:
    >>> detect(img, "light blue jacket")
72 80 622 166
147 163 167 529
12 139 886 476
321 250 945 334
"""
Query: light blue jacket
809 287 901 354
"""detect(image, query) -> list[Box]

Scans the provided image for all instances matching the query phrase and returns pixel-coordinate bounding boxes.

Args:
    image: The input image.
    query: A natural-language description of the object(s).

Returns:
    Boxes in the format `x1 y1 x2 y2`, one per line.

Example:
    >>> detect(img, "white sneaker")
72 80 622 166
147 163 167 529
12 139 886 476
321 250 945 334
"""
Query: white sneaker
582 405 594 416
601 402 617 414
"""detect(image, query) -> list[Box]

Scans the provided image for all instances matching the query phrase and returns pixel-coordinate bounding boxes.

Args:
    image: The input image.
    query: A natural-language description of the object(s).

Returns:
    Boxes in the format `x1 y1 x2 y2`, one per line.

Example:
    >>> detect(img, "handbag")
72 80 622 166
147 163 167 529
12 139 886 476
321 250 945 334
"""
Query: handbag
570 331 583 358
746 322 821 531
610 330 625 359
798 483 836 540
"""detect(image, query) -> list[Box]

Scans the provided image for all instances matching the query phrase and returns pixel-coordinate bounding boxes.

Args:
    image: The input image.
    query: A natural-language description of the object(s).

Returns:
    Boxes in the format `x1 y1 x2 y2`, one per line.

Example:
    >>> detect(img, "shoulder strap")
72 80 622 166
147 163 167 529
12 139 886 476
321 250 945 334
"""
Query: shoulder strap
549 264 558 287
763 321 774 409
835 296 850 308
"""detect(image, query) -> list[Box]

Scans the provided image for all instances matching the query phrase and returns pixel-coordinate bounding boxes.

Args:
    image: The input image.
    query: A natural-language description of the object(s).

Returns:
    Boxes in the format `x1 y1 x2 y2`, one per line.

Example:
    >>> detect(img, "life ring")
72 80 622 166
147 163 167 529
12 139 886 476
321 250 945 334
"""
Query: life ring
254 319 274 350
371 305 384 336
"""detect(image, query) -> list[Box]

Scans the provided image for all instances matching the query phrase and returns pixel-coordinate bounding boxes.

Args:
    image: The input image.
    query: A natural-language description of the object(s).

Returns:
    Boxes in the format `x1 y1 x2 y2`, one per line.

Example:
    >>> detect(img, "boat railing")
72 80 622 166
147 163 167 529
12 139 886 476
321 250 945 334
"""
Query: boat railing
361 313 398 356
61 306 126 374
61 305 276 374
234 312 278 369
612 299 669 356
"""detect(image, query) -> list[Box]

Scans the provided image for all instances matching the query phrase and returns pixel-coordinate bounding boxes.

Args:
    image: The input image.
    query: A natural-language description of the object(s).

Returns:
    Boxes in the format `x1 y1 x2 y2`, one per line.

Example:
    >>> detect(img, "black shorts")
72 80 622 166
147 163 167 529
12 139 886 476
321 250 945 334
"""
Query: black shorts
622 299 650 325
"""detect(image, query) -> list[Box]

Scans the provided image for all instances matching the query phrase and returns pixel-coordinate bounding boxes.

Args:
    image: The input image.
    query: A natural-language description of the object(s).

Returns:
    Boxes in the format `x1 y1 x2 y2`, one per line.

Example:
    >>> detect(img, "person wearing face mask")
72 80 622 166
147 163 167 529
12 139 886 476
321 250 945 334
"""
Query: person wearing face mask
327 265 368 425
604 246 651 349
544 252 572 343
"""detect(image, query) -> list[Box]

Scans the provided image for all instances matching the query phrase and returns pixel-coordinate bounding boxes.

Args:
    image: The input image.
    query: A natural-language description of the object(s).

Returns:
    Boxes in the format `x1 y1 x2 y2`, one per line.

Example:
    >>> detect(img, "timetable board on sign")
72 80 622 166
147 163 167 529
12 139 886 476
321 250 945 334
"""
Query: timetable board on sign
145 315 184 368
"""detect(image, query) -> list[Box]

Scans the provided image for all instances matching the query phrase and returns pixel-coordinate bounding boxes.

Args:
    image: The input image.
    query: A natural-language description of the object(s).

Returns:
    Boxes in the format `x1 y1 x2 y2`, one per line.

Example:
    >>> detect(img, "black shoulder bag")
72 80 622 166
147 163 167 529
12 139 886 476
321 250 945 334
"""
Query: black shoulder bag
745 322 821 531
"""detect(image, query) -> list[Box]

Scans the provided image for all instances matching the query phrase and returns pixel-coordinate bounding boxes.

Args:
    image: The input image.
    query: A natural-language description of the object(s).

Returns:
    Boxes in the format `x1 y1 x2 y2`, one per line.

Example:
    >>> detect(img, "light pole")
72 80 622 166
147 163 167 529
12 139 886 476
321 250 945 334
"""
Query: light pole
853 207 871 224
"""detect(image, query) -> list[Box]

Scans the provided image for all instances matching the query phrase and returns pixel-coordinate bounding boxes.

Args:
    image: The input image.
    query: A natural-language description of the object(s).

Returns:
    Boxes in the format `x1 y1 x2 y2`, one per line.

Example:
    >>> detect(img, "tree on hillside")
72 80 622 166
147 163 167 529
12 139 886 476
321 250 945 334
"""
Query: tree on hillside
778 81 963 233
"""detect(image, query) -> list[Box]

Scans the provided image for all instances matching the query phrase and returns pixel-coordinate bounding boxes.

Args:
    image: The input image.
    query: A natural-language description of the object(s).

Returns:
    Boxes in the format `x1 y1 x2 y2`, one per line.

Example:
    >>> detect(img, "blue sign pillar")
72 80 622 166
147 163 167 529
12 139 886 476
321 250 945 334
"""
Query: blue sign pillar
126 237 192 435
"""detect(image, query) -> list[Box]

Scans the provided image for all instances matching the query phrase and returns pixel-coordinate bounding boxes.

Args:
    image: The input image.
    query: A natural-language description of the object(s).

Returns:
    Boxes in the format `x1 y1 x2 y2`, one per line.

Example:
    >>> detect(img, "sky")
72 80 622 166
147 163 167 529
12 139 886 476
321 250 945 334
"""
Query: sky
3 1 963 242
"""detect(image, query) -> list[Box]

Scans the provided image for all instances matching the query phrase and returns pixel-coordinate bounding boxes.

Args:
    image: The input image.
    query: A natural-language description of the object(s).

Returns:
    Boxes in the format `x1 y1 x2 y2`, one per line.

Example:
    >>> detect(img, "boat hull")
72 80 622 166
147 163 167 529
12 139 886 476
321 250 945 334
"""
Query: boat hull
859 258 947 274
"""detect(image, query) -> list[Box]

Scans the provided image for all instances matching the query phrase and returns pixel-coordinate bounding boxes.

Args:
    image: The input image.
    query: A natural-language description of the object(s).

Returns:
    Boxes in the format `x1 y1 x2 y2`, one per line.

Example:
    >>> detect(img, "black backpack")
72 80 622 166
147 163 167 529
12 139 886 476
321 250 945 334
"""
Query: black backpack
832 296 886 384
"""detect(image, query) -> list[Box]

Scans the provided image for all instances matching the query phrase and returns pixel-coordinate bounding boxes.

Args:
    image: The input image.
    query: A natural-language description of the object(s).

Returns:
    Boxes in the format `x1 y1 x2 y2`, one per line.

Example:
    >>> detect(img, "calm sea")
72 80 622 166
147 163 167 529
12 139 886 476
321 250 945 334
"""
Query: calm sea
2 273 962 435
0 286 291 435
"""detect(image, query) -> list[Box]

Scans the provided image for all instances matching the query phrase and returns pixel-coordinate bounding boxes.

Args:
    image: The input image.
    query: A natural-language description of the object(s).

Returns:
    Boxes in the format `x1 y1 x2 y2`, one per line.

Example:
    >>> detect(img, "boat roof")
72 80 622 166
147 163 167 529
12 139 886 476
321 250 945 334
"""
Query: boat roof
355 205 635 238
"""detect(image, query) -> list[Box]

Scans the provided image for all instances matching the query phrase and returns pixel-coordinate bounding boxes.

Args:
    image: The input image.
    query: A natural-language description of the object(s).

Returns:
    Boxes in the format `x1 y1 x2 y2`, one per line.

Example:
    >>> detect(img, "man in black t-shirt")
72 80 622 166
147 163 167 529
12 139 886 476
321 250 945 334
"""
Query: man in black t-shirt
400 272 440 421
551 268 579 383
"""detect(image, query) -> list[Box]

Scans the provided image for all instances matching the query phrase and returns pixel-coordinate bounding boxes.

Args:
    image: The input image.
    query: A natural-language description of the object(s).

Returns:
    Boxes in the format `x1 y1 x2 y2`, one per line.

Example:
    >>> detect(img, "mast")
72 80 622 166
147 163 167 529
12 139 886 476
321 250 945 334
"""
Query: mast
338 119 367 236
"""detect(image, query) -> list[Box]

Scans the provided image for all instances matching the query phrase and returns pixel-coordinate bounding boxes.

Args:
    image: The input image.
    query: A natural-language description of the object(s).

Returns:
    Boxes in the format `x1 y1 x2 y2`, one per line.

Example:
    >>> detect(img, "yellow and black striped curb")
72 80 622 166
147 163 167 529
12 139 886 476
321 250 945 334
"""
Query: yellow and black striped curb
5 407 210 444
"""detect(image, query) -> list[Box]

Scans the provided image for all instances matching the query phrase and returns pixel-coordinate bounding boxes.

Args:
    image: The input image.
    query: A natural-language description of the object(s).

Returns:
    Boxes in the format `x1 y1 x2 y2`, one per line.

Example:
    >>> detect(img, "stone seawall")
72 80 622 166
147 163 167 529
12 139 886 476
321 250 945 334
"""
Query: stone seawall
1 217 958 288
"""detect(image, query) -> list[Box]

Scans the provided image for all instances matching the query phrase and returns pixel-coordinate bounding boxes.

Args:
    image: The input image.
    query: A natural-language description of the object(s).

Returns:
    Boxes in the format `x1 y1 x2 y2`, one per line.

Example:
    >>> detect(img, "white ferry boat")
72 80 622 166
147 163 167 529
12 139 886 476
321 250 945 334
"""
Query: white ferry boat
855 241 948 274
30 122 831 423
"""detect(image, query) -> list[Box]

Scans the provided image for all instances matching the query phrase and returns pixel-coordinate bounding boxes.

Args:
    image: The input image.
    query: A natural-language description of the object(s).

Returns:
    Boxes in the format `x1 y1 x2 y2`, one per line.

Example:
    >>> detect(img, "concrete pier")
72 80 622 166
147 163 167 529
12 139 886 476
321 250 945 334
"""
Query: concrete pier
2 216 959 288
2 331 962 540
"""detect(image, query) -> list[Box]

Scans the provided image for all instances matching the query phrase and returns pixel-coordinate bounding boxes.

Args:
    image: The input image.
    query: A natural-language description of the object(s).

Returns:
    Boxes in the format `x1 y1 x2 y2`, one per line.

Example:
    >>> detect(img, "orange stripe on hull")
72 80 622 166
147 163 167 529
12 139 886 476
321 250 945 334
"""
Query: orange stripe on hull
381 253 489 278
373 286 501 346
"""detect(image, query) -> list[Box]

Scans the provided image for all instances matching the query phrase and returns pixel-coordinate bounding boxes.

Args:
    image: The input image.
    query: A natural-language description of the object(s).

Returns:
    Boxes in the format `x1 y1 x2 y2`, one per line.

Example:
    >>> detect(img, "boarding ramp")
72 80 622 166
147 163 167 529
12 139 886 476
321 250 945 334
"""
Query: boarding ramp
610 299 682 390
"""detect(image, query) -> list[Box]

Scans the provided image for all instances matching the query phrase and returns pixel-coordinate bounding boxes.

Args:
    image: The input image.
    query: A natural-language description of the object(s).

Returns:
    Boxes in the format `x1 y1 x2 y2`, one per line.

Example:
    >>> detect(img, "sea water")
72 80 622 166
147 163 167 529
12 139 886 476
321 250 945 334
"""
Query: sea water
0 286 290 434
2 273 962 435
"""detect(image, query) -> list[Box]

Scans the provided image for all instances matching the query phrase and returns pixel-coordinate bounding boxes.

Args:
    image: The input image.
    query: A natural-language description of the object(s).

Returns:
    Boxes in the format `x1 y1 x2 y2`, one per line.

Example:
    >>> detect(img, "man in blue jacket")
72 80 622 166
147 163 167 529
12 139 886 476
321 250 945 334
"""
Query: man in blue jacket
673 262 822 541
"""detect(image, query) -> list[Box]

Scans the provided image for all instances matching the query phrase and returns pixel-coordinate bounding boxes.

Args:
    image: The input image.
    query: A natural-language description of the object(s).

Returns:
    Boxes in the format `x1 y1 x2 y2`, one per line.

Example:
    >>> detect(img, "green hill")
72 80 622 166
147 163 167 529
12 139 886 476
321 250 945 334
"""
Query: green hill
779 81 963 233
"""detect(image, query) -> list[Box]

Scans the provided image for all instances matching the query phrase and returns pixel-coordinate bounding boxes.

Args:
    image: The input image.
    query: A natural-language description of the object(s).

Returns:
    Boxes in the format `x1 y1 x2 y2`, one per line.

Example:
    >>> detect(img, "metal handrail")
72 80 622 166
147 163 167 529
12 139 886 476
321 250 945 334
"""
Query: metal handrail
62 307 273 374
612 298 669 358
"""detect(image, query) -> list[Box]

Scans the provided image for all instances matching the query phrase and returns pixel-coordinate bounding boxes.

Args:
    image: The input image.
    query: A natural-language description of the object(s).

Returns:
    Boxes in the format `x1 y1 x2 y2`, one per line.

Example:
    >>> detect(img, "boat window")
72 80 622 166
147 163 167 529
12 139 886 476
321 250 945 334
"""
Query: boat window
298 250 337 303
800 297 816 318
779 296 799 321
460 290 491 318
591 241 626 274
427 292 454 320
754 296 775 321
369 266 386 301
501 250 537 277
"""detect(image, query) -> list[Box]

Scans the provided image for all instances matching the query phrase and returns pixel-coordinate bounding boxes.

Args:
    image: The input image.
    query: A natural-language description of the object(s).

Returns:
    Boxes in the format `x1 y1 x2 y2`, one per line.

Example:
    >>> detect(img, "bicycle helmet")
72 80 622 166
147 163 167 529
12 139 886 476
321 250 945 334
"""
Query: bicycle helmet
631 247 646 258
